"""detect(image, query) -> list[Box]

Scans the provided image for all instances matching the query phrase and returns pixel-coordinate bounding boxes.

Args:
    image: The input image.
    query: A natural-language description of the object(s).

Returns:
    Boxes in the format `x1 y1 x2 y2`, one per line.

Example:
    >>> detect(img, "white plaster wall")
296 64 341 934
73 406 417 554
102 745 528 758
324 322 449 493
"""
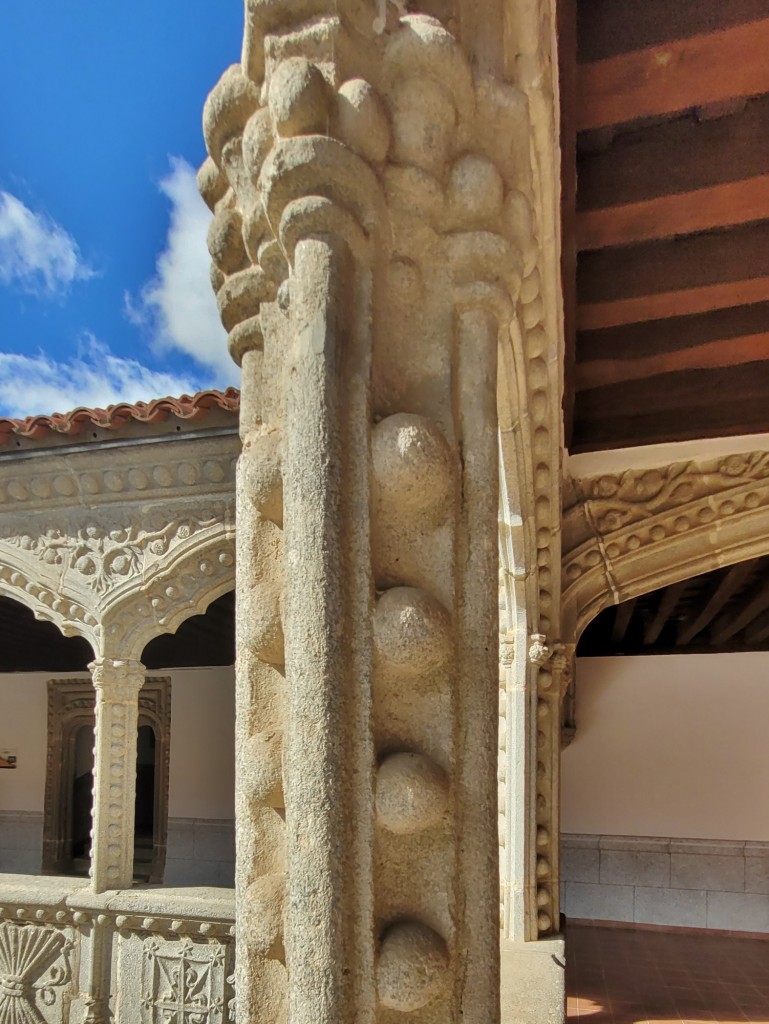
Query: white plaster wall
562 653 769 841
167 666 235 820
0 666 235 820
0 672 54 812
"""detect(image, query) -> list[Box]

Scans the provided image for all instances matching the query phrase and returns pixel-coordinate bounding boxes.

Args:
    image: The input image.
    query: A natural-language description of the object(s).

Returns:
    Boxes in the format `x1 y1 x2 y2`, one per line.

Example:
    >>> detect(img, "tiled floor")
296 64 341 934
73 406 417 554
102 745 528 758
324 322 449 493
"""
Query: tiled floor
567 922 769 1023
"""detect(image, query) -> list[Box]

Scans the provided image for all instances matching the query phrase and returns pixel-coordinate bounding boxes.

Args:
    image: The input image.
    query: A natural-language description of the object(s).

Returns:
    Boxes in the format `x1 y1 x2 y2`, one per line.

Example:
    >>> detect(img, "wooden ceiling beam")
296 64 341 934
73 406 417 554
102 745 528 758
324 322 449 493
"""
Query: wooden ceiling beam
577 174 769 251
710 576 769 645
571 393 769 452
643 580 689 645
576 331 769 391
578 94 769 212
742 607 769 645
676 560 757 646
611 597 637 646
577 0 769 64
577 18 769 132
577 276 769 332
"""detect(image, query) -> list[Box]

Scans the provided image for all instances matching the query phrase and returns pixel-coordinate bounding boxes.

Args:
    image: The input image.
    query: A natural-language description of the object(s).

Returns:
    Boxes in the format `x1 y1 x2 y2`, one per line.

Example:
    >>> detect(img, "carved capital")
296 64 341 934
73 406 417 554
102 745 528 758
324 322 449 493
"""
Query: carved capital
528 633 551 666
89 659 145 702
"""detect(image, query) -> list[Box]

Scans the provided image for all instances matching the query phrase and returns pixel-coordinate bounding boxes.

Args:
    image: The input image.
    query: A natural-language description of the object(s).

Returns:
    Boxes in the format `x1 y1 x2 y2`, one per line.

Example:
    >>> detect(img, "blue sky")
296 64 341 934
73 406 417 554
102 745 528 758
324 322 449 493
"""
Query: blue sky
0 1 244 417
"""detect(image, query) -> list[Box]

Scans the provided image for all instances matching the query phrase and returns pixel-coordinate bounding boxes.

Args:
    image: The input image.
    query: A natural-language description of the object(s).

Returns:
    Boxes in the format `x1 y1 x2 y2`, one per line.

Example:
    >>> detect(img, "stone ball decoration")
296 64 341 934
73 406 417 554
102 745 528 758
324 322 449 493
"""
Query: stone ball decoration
373 586 451 676
242 729 283 808
372 413 453 524
376 920 449 1012
376 752 448 834
243 873 285 958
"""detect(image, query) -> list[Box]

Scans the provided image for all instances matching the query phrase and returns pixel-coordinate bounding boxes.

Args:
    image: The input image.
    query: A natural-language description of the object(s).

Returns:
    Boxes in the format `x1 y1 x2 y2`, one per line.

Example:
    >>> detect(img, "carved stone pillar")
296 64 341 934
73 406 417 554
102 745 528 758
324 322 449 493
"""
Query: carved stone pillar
200 5 520 1022
88 658 144 892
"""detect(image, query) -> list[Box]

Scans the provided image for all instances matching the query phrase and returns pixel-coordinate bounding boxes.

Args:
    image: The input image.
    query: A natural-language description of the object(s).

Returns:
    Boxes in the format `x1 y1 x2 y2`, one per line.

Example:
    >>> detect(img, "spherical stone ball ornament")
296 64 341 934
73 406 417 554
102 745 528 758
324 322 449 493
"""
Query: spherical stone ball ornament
376 752 448 834
377 921 449 1012
372 413 453 524
243 729 283 808
243 873 285 958
240 567 284 666
373 587 451 676
241 431 283 525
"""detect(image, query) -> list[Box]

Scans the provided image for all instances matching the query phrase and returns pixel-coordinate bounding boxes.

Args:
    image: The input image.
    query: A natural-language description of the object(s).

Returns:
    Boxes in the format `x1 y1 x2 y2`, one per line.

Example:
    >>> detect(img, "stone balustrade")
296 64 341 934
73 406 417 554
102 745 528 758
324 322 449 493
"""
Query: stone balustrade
0 874 235 1024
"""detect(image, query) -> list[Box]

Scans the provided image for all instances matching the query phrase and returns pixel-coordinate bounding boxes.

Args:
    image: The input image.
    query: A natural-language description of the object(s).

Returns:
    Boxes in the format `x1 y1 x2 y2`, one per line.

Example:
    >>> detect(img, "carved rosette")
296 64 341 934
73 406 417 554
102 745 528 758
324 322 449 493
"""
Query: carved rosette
89 659 145 892
198 1 542 1019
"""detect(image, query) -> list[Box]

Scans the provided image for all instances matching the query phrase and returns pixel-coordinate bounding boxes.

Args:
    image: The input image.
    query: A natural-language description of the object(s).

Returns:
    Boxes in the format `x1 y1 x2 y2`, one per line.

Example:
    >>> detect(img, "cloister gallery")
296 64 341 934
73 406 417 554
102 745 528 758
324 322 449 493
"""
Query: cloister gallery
2 1 769 1023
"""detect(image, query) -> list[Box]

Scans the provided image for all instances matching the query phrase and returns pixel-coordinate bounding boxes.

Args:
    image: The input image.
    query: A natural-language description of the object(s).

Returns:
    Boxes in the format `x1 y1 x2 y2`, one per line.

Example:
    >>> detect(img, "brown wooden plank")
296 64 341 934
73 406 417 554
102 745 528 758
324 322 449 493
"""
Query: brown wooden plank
577 175 769 251
577 18 769 132
577 301 769 364
578 221 769 306
578 277 769 331
577 361 769 418
560 0 578 449
710 579 769 644
643 580 689 645
576 331 769 390
676 560 757 645
578 96 769 210
572 367 769 450
571 395 769 451
577 0 769 63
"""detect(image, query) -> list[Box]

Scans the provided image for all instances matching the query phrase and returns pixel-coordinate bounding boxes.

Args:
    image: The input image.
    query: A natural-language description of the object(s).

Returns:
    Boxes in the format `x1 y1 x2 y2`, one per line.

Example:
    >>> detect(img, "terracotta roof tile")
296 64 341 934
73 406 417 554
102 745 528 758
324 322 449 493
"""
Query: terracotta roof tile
0 388 240 447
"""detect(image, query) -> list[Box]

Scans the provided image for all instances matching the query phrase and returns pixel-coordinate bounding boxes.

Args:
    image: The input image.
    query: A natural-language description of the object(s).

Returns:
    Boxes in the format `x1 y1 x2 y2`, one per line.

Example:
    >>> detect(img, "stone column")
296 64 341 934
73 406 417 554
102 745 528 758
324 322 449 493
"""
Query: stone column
200 7 512 1023
88 658 144 892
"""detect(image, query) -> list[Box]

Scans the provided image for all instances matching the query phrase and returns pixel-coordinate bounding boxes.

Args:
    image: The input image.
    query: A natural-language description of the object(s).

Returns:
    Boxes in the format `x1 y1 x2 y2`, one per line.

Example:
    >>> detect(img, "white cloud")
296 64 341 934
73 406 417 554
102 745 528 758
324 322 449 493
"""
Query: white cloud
0 192 93 296
0 335 203 419
126 157 231 382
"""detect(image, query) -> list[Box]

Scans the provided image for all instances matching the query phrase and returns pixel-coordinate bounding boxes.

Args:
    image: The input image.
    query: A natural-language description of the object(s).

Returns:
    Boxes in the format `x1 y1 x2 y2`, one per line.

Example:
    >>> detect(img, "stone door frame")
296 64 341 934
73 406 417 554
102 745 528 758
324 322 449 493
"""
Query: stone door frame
42 676 172 882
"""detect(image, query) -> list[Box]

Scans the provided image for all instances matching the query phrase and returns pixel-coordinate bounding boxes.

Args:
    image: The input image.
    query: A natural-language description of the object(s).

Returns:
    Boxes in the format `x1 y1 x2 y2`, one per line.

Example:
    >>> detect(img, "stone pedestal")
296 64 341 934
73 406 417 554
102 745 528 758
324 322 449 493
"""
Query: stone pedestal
500 936 566 1024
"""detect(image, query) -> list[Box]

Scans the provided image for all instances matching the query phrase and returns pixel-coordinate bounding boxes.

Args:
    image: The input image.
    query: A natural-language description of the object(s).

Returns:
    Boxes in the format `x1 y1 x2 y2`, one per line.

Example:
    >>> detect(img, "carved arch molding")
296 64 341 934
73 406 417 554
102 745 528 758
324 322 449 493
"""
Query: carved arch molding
562 450 769 641
0 513 235 660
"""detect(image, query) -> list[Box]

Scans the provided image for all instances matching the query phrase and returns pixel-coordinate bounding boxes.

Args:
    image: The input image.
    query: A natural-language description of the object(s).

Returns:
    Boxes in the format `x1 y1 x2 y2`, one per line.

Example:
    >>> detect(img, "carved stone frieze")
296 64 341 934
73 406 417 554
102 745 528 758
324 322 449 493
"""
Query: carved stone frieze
11 518 219 596
0 505 234 658
0 441 237 514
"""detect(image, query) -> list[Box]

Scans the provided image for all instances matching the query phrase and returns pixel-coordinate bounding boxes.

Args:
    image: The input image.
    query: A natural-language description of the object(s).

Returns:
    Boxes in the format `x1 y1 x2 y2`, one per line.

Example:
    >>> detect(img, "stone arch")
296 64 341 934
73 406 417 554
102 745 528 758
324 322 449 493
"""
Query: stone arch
99 525 235 660
562 451 769 643
497 304 564 943
0 545 96 649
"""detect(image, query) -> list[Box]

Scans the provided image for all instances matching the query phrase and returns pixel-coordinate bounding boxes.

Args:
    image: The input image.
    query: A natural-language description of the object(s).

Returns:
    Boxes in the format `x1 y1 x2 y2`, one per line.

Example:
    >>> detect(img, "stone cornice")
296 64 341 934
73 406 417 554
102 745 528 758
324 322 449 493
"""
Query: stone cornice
0 432 238 514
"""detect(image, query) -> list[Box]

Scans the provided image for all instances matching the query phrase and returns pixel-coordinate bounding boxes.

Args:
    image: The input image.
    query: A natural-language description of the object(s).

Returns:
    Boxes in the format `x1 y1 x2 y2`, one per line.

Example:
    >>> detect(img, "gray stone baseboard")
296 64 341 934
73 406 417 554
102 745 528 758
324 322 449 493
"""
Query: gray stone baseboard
562 834 769 933
165 817 235 887
0 810 43 874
